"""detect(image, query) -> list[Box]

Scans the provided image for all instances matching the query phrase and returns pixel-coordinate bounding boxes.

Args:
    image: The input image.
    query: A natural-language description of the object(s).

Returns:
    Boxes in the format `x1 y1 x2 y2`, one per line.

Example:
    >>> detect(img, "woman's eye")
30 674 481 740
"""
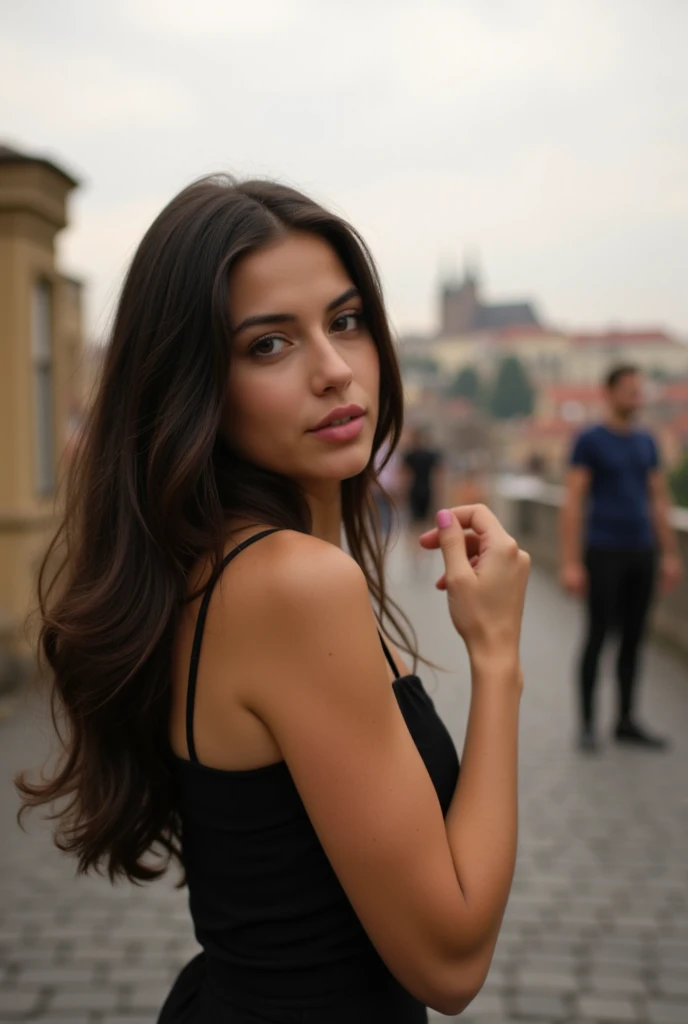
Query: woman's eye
331 312 363 333
249 335 287 358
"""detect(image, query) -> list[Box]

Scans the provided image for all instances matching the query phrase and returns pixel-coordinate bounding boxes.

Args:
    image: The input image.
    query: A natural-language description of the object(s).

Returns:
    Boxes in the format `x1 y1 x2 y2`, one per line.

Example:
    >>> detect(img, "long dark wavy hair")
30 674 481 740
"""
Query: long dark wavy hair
16 175 420 884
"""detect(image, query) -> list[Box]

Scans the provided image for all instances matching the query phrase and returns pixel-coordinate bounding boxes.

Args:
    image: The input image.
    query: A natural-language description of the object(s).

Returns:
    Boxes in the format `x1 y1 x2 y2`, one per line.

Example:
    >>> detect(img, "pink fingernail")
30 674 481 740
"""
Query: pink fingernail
436 509 452 529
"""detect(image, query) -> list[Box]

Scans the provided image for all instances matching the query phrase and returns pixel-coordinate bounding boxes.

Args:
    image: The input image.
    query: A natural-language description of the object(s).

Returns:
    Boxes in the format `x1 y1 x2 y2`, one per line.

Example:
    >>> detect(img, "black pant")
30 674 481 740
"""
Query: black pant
579 547 656 727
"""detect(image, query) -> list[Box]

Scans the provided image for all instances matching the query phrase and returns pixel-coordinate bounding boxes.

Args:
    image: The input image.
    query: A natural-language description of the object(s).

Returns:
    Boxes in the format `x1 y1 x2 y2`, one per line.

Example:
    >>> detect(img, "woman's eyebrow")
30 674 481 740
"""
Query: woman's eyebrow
233 287 361 335
326 286 360 312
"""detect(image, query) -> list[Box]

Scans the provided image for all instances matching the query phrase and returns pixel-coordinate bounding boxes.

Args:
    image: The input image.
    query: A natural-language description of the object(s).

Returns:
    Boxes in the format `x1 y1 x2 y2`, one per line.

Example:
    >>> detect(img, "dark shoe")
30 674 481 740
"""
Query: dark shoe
614 719 669 750
578 726 598 753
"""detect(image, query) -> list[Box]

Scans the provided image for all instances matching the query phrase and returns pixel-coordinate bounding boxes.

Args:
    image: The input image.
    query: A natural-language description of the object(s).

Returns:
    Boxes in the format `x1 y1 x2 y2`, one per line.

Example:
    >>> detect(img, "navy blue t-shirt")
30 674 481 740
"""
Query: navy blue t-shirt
570 424 659 550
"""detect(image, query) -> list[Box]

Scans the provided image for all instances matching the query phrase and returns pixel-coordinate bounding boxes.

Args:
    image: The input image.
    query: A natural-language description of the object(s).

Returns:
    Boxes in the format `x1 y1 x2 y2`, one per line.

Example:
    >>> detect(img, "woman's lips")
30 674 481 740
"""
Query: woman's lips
308 414 365 443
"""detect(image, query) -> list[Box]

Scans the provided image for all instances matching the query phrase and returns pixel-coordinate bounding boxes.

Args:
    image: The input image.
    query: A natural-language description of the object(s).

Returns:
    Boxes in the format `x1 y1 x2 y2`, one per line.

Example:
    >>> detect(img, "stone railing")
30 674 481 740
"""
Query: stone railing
492 474 688 660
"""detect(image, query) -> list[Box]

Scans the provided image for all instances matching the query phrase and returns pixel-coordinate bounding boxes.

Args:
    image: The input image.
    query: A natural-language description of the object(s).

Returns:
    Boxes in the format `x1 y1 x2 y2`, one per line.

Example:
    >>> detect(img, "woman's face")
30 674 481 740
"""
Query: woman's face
224 231 380 490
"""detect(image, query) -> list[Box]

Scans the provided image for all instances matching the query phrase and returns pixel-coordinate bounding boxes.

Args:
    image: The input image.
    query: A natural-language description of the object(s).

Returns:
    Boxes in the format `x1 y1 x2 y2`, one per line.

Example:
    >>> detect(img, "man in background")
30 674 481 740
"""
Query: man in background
560 364 682 752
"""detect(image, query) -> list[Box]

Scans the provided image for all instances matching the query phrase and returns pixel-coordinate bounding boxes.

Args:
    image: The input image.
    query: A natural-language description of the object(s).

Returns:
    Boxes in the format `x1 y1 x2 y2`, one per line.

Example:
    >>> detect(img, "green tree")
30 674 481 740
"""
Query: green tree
488 355 535 419
449 365 481 400
669 454 688 508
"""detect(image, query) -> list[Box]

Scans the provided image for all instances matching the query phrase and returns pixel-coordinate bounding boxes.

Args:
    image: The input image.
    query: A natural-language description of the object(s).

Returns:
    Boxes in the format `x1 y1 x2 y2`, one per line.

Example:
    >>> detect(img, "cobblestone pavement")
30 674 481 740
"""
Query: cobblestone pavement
1 544 687 1024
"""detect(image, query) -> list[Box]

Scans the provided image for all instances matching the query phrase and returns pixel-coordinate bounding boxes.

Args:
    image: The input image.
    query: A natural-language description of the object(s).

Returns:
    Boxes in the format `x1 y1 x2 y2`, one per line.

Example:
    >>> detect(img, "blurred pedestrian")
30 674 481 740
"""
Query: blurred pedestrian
560 364 683 753
401 426 445 569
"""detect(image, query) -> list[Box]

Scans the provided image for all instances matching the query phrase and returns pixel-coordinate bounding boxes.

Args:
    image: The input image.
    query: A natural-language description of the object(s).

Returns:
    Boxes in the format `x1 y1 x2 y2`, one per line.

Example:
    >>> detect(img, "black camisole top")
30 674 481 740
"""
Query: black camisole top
158 529 460 1024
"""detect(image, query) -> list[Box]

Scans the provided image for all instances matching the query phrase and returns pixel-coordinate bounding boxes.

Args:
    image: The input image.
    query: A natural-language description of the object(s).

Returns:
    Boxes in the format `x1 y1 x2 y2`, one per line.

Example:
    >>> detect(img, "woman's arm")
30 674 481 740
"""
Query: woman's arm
220 521 526 1016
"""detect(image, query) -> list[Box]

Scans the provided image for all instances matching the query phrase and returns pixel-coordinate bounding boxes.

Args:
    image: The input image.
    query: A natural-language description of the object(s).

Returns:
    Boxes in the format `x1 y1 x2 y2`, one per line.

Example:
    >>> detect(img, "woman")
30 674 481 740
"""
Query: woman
17 177 530 1023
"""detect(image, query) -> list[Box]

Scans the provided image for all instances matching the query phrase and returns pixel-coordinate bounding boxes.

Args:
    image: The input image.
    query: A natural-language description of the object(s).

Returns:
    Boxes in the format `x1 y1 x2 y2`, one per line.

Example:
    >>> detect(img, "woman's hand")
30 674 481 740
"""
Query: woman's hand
419 505 530 669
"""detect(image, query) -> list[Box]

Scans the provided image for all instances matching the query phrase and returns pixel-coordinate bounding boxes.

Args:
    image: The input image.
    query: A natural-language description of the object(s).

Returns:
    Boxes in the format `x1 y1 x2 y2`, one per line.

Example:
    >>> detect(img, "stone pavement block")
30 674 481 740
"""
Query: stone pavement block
63 937 123 957
15 1018 91 1024
644 1001 688 1024
531 936 584 955
586 947 648 967
107 965 174 984
101 1018 153 1024
109 926 174 942
48 988 121 1012
558 908 604 927
3 947 59 966
63 942 128 960
515 969 578 993
593 935 649 952
586 970 648 995
587 959 646 976
656 939 688 957
576 995 638 1021
0 989 42 1016
657 975 688 996
16 965 96 986
611 916 659 932
520 952 581 972
513 992 568 1019
124 981 171 1011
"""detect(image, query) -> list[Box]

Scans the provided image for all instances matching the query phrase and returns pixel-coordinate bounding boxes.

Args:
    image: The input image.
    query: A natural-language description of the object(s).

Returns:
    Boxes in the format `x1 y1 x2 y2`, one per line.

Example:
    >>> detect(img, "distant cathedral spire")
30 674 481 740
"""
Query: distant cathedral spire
463 250 480 287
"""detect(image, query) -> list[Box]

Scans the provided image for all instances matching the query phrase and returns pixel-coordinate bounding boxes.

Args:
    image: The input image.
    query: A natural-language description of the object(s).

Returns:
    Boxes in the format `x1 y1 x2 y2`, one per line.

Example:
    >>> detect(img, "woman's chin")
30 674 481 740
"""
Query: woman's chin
298 448 371 484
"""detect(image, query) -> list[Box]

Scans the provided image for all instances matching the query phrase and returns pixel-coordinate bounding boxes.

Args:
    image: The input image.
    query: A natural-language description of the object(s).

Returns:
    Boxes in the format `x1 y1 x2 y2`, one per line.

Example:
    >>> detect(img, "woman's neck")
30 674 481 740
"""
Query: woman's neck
306 491 343 547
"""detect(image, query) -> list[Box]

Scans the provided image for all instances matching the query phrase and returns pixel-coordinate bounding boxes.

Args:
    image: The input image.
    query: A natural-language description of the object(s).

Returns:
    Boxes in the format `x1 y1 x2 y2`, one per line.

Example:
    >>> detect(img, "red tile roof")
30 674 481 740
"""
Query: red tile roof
492 324 551 340
667 411 688 436
570 330 675 346
542 383 603 402
658 382 688 402
507 418 576 437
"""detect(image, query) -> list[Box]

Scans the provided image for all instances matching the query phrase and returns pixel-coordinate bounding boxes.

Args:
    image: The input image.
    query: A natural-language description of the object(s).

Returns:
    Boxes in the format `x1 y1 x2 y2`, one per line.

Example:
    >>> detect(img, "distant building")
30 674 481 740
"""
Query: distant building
0 143 83 657
432 323 569 390
440 266 541 336
566 329 688 383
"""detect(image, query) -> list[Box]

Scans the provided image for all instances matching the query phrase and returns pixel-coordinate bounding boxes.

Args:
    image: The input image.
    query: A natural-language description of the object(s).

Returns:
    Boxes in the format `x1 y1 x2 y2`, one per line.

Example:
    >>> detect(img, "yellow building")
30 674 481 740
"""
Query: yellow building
432 326 571 387
0 144 83 665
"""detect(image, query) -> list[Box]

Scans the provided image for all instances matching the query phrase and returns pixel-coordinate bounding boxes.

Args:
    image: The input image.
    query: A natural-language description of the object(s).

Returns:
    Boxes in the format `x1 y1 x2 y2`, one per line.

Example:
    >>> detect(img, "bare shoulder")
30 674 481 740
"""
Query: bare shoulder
208 528 374 696
218 528 368 614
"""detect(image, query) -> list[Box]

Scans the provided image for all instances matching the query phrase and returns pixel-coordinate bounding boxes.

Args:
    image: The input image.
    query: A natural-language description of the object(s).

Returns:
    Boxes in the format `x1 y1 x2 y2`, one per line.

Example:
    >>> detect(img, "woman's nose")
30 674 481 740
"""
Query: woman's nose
310 335 354 393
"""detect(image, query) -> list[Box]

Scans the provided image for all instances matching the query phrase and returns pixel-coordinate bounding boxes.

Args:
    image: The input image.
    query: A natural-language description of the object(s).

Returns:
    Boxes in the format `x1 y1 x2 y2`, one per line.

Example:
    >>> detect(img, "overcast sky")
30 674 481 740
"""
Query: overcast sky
2 0 687 340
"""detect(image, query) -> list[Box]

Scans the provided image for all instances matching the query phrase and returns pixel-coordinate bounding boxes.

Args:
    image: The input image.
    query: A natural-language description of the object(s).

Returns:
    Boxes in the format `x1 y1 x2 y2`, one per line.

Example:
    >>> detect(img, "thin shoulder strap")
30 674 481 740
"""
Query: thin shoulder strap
378 629 400 680
186 528 282 763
